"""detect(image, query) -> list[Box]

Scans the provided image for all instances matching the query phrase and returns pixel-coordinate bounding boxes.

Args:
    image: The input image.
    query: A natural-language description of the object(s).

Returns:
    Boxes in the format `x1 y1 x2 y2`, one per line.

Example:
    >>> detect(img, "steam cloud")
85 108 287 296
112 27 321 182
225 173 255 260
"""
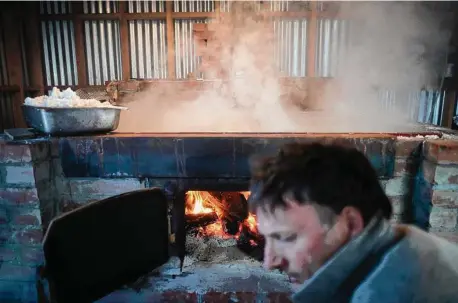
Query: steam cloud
116 1 451 133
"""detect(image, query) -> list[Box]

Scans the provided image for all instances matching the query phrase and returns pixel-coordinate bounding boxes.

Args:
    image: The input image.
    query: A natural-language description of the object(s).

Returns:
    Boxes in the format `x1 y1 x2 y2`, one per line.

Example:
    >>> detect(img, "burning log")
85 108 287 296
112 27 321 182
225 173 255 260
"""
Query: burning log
185 212 218 232
220 192 249 235
236 223 265 262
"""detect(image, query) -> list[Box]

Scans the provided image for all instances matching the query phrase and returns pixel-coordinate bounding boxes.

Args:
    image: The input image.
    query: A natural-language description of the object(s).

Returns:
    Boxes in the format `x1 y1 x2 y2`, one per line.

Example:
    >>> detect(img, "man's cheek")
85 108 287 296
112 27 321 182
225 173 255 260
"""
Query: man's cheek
290 242 312 268
304 231 327 258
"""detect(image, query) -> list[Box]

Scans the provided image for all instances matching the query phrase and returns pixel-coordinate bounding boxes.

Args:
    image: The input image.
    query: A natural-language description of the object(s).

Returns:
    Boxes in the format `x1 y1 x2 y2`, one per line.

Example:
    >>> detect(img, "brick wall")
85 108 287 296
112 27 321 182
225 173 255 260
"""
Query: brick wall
61 178 146 211
2 133 458 301
383 137 424 223
0 142 43 302
420 139 458 242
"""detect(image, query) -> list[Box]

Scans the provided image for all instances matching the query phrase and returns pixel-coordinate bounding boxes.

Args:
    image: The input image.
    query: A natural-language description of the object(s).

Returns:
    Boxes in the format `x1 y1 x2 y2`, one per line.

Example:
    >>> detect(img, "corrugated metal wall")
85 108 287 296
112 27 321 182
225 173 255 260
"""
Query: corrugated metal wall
83 1 118 14
315 19 349 77
174 0 215 12
129 1 167 79
274 19 308 77
33 0 450 127
174 18 208 79
84 20 122 85
0 17 14 131
172 0 214 79
20 23 30 90
376 89 447 125
40 1 77 87
84 1 122 85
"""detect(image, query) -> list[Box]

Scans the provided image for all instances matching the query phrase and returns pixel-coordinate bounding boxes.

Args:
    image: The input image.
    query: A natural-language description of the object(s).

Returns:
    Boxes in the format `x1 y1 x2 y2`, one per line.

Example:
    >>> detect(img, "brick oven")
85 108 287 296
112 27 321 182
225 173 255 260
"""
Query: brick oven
2 129 458 302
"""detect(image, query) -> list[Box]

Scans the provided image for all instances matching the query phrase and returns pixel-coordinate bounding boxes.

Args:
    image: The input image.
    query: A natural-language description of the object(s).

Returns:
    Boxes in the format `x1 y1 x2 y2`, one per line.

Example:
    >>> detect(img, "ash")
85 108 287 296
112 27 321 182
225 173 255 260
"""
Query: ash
147 234 294 293
148 261 293 294
101 234 293 299
184 234 254 266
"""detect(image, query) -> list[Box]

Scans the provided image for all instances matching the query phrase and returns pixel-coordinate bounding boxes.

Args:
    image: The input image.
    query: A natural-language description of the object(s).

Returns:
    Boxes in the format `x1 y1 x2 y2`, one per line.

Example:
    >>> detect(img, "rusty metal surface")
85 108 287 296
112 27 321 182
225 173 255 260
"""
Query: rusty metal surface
22 105 121 135
54 132 433 179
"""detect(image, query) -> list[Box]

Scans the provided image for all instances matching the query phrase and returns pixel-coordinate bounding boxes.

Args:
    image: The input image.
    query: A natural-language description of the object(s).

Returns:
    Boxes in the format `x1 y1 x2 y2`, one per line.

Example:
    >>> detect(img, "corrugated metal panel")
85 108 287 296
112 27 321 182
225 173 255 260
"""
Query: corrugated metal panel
0 19 12 131
20 23 30 88
41 20 78 86
219 0 231 12
376 89 445 125
85 20 122 85
129 20 168 79
273 19 307 77
174 19 208 79
0 93 14 131
128 0 165 13
40 1 72 14
83 1 118 14
0 23 9 86
418 90 445 125
269 1 290 12
219 1 263 12
315 18 348 77
269 1 311 12
173 0 215 12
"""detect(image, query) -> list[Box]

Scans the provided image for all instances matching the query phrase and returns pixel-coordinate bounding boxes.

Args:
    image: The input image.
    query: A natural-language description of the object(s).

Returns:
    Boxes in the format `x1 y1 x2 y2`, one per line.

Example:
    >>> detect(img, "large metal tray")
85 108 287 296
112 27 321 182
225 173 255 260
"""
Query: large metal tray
21 105 122 136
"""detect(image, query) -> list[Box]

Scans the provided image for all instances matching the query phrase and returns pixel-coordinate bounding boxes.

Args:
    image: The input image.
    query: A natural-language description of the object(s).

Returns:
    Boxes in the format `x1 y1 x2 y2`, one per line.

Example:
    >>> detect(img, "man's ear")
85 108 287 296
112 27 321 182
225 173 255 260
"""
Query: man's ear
341 206 364 237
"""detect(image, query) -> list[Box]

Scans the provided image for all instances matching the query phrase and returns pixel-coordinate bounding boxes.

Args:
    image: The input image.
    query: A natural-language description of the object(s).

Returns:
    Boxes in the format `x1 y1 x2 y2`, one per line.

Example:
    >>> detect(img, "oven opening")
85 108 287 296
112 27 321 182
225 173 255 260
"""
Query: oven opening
184 190 265 267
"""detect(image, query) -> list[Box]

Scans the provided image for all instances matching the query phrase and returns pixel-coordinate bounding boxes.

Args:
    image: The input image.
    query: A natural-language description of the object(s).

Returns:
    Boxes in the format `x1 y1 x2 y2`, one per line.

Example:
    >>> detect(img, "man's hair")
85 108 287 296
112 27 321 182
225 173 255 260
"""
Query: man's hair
248 142 392 224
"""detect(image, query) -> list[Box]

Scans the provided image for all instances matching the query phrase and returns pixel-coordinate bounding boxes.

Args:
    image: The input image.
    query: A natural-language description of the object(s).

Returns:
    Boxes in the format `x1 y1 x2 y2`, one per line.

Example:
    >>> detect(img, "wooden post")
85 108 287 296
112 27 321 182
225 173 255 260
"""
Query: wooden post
166 1 176 79
441 90 457 128
1 4 25 128
23 2 45 96
214 0 221 22
119 1 131 81
72 1 88 86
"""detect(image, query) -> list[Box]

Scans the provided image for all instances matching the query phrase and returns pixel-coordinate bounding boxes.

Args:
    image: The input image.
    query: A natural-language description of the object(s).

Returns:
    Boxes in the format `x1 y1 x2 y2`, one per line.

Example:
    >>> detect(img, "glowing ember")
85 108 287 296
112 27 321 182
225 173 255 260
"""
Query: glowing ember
240 191 251 201
245 213 258 233
185 191 260 241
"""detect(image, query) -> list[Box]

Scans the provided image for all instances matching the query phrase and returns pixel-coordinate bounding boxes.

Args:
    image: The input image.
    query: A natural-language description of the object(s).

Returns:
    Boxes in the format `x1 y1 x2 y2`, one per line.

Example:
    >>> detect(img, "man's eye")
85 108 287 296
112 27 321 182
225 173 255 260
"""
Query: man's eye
283 234 297 242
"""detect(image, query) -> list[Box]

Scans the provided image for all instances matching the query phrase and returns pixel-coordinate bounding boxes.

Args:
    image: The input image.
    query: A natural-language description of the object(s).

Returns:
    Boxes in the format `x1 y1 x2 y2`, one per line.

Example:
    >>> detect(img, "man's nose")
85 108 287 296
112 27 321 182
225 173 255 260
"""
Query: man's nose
264 255 287 271
263 243 286 270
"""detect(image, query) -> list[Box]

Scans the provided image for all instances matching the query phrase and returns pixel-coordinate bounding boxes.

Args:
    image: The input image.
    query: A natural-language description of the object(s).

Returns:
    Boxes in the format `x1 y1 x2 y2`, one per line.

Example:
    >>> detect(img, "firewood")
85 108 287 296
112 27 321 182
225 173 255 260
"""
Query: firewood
185 212 218 231
236 224 265 261
220 192 249 222
223 219 240 235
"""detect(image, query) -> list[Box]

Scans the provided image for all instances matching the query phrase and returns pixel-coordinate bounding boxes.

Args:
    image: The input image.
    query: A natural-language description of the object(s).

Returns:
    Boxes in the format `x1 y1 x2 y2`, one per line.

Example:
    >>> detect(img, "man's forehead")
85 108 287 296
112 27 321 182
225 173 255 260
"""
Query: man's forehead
256 203 320 234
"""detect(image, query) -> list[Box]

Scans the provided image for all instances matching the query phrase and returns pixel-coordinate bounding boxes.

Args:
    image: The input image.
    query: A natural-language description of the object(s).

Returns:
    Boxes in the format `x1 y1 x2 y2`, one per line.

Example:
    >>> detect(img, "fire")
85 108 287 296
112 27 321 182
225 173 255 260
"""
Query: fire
186 191 215 214
185 191 259 239
245 213 258 233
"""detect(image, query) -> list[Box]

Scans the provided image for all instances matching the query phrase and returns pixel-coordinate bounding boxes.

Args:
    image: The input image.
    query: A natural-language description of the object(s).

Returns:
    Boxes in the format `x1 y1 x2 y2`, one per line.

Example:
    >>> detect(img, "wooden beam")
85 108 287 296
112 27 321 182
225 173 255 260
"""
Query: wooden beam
1 6 26 128
214 0 221 23
23 2 45 96
119 2 131 81
72 2 88 86
172 12 214 19
441 90 457 128
166 1 176 79
0 85 20 92
43 85 106 91
39 12 215 21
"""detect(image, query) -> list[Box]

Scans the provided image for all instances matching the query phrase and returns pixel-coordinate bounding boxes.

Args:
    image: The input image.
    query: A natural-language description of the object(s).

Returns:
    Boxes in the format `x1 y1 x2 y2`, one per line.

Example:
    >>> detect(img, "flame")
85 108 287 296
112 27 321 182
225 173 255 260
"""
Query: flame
246 213 258 233
186 191 214 214
185 191 260 241
240 191 251 201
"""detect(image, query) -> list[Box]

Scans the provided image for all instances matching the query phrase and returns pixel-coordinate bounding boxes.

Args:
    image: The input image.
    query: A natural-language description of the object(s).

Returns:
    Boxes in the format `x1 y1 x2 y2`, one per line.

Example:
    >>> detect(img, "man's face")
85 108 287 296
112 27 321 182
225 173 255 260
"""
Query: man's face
256 200 352 287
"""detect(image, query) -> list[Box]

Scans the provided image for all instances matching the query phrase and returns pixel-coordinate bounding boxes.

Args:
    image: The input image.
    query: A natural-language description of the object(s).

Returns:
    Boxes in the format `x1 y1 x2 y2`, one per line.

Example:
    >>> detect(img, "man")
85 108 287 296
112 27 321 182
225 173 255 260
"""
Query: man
248 142 458 303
